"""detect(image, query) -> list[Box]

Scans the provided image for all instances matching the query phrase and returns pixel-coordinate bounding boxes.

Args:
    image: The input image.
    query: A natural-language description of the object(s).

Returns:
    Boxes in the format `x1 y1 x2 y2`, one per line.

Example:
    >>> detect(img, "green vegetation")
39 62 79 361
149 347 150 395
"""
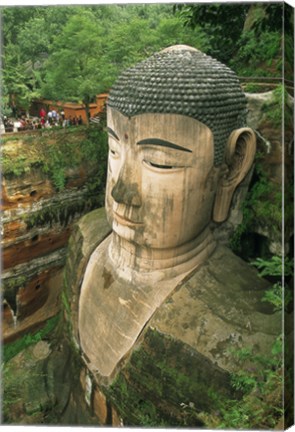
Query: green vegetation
252 255 293 279
23 196 102 231
3 314 60 363
1 125 108 194
2 361 44 423
61 290 71 317
252 255 293 311
230 118 293 261
106 329 231 427
2 3 291 117
41 11 106 123
243 83 265 93
199 338 283 429
174 3 249 63
198 254 290 430
230 30 281 77
173 3 290 78
230 154 285 256
4 276 27 291
262 84 293 127
1 4 208 118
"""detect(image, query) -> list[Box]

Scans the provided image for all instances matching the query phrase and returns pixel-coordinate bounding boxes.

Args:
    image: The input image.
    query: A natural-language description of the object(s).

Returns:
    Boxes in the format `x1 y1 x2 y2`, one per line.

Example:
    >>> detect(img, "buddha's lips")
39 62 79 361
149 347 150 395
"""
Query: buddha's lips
113 211 143 227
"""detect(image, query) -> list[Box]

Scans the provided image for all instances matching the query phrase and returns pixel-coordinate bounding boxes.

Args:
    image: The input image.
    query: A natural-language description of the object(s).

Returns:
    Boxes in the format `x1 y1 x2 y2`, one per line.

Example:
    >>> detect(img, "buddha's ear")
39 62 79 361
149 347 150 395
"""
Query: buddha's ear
213 128 256 223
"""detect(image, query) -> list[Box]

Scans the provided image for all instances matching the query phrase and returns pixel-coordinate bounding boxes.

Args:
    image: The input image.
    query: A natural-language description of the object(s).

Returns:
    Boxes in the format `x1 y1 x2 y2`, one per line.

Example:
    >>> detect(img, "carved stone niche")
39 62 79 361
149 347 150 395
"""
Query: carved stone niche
65 45 282 426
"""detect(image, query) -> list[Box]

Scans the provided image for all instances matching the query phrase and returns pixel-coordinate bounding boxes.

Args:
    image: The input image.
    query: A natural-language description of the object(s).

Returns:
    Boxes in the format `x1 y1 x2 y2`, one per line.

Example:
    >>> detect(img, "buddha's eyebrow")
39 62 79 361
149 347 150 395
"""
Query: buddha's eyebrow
107 127 120 141
137 138 192 153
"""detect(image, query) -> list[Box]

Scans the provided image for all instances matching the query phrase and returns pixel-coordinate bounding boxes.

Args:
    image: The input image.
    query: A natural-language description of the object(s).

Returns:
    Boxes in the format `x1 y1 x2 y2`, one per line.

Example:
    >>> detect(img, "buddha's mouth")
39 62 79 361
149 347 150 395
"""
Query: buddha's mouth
113 211 143 227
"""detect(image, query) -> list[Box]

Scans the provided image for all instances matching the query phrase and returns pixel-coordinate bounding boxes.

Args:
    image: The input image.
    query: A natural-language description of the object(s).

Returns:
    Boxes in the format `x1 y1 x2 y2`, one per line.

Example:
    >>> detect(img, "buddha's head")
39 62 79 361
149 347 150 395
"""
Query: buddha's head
105 45 256 255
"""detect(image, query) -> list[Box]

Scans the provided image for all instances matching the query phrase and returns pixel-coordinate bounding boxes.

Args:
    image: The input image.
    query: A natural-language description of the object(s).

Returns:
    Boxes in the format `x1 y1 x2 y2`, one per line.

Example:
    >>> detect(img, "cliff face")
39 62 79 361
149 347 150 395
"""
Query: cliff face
2 126 108 342
215 88 294 258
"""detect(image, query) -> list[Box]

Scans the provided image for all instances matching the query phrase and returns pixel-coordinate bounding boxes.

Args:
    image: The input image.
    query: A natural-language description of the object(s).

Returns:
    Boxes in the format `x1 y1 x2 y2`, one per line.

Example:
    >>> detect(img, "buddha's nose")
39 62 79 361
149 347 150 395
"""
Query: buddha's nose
111 164 142 207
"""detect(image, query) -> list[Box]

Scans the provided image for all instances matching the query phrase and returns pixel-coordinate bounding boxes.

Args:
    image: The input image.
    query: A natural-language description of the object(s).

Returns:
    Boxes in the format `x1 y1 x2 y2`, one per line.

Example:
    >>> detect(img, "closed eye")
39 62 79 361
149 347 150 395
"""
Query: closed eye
146 161 175 169
143 160 184 171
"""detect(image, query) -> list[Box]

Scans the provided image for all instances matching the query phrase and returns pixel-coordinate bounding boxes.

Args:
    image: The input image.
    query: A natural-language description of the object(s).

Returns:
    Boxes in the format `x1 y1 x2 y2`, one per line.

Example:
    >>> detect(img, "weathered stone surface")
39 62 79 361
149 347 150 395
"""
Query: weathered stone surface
215 90 294 254
16 268 57 320
104 245 280 426
93 386 108 425
65 208 280 426
78 234 204 384
2 166 54 210
32 340 51 360
3 342 54 424
3 225 71 269
112 405 123 426
3 334 100 425
106 328 229 427
2 129 105 341
3 268 63 343
63 207 111 345
44 341 72 415
151 245 280 371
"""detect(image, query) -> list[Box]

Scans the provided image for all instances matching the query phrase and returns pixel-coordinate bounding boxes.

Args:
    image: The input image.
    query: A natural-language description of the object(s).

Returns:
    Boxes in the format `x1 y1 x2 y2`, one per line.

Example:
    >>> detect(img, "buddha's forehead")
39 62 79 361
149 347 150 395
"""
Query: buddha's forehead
107 107 213 145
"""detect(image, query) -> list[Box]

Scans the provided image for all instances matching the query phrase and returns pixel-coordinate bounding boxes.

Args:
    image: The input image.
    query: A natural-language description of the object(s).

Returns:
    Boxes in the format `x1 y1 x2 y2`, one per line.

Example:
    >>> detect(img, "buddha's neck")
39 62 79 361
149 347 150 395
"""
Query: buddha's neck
107 227 216 284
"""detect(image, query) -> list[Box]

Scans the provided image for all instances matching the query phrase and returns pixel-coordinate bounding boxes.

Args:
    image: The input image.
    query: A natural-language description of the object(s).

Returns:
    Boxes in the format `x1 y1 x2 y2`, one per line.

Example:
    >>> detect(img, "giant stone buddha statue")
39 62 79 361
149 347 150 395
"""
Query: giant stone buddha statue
78 46 280 393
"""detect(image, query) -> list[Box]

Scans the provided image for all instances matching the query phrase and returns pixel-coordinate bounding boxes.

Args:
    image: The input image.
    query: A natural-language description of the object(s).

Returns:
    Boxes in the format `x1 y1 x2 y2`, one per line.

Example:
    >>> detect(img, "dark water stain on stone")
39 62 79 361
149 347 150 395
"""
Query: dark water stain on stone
102 267 114 289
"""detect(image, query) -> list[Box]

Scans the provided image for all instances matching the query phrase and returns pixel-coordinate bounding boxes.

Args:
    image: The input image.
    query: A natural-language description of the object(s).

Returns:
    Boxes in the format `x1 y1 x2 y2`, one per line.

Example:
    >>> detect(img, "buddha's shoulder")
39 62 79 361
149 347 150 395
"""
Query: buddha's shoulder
187 243 270 293
151 244 280 352
146 244 280 383
174 243 272 311
149 245 280 372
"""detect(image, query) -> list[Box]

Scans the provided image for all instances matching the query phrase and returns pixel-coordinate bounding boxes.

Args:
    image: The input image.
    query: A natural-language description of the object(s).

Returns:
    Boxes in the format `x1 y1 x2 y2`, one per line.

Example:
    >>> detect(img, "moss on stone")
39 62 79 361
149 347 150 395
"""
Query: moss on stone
106 328 234 427
23 195 101 229
230 155 290 256
2 126 108 192
3 314 60 363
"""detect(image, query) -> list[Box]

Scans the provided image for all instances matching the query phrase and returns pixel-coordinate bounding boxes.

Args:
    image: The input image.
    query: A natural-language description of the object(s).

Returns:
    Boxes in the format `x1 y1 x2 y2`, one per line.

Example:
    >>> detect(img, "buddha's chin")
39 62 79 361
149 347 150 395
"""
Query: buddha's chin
112 222 163 250
112 220 141 244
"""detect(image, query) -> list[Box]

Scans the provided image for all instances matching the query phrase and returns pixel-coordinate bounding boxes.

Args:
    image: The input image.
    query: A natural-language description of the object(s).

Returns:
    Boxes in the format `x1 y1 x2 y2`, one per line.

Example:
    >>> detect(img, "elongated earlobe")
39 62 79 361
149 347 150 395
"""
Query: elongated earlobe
213 128 256 223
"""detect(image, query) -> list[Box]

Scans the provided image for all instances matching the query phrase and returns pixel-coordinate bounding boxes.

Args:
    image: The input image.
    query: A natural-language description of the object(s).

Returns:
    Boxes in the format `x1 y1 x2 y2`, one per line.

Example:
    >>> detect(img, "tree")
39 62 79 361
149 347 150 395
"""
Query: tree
1 6 76 116
2 3 215 119
2 6 39 45
42 10 106 124
173 3 286 77
173 3 249 63
102 7 210 80
1 41 42 117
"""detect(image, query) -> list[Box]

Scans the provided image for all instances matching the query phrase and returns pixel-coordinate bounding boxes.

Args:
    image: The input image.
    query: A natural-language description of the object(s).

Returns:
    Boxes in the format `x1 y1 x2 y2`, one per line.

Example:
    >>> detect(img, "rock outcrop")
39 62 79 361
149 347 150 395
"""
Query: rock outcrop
214 89 294 257
2 127 107 342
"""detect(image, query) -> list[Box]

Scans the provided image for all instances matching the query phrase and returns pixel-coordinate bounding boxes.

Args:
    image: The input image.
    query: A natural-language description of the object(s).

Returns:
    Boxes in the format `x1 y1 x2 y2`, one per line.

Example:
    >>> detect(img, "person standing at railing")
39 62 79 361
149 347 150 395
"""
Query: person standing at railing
39 107 46 119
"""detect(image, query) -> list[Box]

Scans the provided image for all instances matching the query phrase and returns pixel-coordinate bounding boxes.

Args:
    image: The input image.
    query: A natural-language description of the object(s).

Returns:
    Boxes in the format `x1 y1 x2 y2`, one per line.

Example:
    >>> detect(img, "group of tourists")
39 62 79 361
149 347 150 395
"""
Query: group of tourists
2 116 34 133
1 107 84 133
39 107 83 128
